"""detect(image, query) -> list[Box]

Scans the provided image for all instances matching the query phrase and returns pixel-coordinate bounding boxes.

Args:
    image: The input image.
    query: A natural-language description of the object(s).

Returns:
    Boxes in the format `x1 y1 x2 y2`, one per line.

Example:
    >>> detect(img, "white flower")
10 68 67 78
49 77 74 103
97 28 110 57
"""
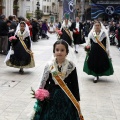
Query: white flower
93 31 97 38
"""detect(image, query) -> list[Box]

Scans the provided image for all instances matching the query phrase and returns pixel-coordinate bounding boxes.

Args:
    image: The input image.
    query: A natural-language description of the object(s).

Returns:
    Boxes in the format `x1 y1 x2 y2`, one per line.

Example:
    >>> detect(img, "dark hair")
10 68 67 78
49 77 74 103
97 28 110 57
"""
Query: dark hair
94 20 101 26
20 21 26 26
6 20 11 24
53 40 69 54
8 16 13 21
0 14 5 19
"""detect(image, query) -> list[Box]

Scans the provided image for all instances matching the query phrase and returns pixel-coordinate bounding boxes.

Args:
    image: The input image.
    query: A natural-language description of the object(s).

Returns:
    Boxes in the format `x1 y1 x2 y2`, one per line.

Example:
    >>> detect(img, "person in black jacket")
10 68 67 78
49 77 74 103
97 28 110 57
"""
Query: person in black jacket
0 15 9 55
32 19 39 42
71 17 83 53
8 16 17 36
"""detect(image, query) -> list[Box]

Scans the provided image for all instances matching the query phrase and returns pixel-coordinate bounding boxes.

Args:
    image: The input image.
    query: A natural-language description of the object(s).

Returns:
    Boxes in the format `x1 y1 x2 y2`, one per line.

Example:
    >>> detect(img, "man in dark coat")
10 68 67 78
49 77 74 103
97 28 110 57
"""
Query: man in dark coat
32 19 39 42
71 17 83 53
0 15 9 55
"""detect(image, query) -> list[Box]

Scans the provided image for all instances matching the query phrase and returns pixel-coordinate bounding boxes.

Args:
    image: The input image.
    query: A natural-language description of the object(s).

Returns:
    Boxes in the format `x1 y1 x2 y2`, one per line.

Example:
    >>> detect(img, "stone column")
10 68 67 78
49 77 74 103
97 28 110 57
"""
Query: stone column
3 0 13 17
80 0 85 21
7 0 13 16
10 0 14 15
58 0 63 22
3 0 7 16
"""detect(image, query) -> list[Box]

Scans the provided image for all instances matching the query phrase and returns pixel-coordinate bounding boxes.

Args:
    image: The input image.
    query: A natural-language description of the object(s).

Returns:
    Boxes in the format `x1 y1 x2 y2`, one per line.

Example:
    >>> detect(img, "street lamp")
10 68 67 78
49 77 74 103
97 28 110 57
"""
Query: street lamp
36 1 40 20
36 1 40 10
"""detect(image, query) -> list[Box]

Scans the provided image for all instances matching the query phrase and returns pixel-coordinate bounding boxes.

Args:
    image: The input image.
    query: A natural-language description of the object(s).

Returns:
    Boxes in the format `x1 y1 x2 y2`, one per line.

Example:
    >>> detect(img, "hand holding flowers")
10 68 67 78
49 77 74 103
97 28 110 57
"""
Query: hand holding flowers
56 30 63 35
30 88 50 120
9 36 17 42
31 88 50 101
74 28 79 34
84 45 90 52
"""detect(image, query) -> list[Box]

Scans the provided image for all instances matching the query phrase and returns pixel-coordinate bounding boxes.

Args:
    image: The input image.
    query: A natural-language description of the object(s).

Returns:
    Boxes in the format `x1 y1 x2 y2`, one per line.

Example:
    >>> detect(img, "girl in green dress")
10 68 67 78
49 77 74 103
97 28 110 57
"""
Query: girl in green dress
83 21 114 83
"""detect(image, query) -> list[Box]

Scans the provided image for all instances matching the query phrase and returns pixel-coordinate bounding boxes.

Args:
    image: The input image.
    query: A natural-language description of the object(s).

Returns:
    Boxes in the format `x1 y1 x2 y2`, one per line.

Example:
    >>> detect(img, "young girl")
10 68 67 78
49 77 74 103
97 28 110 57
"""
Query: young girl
5 21 35 74
33 40 81 120
60 19 73 46
83 21 114 83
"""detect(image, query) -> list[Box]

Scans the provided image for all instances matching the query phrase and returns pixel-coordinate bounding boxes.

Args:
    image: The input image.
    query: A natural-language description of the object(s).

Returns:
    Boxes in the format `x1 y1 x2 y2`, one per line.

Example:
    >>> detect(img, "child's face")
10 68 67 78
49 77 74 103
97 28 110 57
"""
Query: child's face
54 44 67 60
20 24 25 31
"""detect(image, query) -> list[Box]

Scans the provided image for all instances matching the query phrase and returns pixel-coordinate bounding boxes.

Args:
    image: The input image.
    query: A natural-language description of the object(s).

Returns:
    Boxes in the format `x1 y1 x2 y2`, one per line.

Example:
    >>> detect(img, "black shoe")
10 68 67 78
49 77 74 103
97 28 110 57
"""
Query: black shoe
93 76 99 83
19 69 24 74
46 36 49 39
75 50 78 54
93 77 97 83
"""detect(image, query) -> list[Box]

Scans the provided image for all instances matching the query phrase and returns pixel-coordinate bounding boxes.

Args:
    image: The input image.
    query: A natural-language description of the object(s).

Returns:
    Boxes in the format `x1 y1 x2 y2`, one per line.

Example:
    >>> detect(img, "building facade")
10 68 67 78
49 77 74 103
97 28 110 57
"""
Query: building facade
0 0 59 22
0 0 14 17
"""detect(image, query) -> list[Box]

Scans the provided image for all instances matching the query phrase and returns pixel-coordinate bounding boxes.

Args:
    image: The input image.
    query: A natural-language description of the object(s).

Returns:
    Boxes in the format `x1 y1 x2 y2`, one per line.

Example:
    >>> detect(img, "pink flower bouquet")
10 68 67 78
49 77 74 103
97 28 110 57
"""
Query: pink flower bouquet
56 30 62 35
9 36 17 42
31 88 50 119
31 88 50 101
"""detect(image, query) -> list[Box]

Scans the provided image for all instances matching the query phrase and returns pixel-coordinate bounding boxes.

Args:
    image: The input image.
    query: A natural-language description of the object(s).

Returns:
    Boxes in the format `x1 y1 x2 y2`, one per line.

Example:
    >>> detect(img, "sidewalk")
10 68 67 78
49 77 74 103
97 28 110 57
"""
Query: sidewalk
0 33 120 120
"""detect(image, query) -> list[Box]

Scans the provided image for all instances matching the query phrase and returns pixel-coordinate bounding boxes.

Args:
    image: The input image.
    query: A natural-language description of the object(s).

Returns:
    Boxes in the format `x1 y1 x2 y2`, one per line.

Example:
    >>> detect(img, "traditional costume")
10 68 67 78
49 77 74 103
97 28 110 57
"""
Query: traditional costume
5 22 35 69
60 20 73 46
32 58 82 120
83 23 114 81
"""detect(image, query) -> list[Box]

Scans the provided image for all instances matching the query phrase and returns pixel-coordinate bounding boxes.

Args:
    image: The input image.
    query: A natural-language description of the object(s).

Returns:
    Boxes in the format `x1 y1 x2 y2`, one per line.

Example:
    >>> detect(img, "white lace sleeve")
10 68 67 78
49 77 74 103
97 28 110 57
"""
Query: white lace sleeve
106 33 111 58
39 64 50 88
86 33 91 46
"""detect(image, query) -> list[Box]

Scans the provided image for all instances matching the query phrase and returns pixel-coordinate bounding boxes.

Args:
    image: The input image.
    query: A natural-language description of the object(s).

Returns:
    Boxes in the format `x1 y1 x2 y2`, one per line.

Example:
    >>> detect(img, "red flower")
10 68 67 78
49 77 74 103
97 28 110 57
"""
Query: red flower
84 46 90 52
74 28 79 34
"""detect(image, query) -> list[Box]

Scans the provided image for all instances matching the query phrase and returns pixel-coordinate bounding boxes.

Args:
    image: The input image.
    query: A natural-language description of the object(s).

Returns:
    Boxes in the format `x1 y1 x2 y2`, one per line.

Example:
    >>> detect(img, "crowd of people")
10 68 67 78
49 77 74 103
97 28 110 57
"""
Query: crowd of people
0 15 57 56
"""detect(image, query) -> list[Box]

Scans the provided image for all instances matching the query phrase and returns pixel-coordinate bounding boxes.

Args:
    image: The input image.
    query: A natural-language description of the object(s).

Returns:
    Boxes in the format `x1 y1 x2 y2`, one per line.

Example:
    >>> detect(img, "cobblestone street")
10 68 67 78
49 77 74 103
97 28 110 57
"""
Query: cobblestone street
0 33 120 120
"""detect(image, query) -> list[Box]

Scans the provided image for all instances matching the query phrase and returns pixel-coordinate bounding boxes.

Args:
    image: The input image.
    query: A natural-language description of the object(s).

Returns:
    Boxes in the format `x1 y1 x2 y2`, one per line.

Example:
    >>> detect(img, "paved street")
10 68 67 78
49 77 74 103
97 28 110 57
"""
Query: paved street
0 33 120 120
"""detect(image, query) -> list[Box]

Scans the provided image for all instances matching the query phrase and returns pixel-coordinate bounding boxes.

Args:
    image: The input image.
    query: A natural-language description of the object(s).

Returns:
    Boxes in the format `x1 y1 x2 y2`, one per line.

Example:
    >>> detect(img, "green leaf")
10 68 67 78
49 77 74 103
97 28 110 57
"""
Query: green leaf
31 87 35 93
32 97 35 98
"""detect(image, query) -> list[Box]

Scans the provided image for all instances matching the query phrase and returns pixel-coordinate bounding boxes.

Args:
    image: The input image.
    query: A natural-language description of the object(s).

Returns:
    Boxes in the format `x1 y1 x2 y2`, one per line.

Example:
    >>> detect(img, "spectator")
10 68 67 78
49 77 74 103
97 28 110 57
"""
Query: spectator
0 15 9 55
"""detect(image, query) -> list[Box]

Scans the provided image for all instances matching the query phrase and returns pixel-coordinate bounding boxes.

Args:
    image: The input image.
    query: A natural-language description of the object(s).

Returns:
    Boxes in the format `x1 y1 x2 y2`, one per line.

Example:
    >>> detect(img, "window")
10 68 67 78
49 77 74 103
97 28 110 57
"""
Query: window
43 6 46 12
47 6 50 13
26 6 30 11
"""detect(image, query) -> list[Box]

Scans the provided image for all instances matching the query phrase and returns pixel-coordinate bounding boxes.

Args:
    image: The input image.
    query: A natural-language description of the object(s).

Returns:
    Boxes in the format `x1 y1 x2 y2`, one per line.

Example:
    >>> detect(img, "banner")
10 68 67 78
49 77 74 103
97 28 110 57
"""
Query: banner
91 4 120 19
63 0 74 20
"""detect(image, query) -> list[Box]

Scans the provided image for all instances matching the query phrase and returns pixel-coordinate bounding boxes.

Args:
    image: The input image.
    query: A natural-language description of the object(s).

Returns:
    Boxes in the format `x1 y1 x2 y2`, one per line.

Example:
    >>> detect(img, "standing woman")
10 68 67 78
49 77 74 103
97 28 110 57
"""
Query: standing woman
60 19 73 46
5 21 35 74
83 21 114 83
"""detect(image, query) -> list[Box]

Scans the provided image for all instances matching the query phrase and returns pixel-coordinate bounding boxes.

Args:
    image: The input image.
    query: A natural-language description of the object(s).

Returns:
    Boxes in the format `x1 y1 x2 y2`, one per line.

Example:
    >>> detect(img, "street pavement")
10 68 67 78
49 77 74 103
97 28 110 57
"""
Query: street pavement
0 33 120 120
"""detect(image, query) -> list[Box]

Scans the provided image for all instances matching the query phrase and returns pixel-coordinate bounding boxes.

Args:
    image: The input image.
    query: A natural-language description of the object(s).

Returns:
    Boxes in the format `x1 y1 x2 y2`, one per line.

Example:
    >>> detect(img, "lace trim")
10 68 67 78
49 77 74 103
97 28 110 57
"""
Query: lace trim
39 64 50 88
39 59 75 88
91 31 106 43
